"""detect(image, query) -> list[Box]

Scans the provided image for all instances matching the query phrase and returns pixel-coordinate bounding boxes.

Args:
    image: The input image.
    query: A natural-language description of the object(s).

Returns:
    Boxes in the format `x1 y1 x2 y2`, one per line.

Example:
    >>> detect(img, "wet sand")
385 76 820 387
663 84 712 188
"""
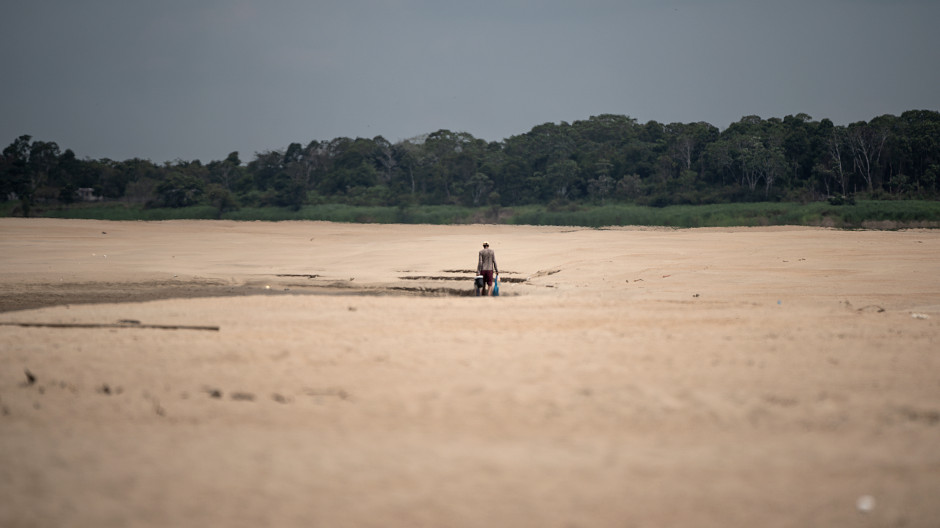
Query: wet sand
1 218 939 527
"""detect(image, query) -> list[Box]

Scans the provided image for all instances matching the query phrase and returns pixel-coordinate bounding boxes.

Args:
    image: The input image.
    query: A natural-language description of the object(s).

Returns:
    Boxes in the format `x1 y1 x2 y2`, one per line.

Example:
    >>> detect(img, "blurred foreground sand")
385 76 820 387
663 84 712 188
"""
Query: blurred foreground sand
1 218 939 527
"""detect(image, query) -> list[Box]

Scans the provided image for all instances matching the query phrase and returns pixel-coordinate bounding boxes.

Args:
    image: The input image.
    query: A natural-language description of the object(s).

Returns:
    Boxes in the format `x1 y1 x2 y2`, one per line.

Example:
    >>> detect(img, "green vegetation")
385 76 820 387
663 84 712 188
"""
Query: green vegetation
3 110 939 227
35 202 483 224
508 201 940 228
23 200 940 229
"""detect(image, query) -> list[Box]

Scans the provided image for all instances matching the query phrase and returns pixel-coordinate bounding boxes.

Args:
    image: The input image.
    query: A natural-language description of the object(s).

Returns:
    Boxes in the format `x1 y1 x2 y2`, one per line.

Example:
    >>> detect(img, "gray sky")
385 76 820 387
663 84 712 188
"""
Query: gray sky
3 0 939 163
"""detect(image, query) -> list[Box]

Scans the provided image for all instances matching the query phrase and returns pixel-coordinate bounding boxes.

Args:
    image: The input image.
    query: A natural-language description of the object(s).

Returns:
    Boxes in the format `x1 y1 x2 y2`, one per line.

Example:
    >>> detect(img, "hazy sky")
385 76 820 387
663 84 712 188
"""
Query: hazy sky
3 0 939 163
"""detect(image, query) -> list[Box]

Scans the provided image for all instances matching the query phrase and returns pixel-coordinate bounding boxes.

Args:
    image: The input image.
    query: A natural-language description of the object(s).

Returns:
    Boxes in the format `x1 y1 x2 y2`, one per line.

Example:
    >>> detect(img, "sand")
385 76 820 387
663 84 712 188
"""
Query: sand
1 218 939 527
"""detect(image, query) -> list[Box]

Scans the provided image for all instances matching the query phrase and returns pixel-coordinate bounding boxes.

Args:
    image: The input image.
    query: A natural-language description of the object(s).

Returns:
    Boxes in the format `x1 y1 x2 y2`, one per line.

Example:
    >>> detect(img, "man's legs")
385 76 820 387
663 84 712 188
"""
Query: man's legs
481 270 494 296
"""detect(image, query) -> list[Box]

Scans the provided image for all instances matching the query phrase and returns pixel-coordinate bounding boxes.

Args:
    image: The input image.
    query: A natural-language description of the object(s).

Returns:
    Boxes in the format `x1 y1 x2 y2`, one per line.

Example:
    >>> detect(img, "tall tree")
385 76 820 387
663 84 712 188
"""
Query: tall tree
1 135 33 207
207 152 242 190
543 159 580 201
827 127 850 196
373 136 397 184
847 120 889 193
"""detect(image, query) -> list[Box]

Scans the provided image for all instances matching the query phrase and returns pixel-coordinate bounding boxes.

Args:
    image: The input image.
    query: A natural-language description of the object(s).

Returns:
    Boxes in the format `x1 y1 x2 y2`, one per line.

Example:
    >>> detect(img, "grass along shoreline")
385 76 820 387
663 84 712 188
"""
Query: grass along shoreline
4 200 940 229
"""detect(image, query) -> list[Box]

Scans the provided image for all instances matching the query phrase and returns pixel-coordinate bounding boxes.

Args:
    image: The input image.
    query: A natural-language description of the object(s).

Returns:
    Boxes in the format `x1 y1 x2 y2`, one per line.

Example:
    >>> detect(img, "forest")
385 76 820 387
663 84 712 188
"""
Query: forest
2 110 939 218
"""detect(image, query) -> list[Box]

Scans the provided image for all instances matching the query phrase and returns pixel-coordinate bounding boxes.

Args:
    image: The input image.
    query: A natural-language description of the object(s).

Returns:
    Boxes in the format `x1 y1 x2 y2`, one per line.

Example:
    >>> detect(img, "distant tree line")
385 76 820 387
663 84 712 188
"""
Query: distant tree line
3 110 939 216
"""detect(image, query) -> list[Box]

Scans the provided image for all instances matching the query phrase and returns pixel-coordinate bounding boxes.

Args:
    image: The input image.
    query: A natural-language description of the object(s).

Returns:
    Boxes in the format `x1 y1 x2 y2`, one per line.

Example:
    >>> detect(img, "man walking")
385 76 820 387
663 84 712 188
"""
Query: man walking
477 241 498 296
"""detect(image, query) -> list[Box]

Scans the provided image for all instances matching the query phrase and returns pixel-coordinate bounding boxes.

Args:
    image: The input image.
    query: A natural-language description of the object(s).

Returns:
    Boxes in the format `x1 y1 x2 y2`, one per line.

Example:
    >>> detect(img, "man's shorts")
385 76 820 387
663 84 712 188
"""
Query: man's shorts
481 270 494 286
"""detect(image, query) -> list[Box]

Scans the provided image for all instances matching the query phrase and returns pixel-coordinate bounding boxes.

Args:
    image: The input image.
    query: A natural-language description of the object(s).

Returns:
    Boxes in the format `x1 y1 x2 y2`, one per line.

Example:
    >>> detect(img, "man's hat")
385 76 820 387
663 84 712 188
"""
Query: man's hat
482 241 489 246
